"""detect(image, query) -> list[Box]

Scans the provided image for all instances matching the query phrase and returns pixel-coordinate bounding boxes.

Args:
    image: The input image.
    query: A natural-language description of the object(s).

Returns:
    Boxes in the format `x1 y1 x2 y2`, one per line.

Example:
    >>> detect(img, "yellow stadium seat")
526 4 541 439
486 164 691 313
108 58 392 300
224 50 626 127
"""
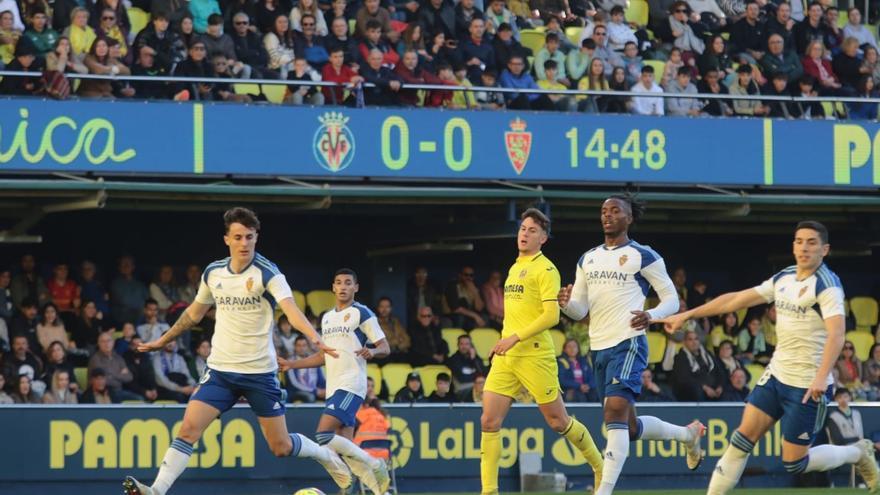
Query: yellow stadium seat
154 400 180 405
847 332 874 362
821 101 834 117
306 290 336 317
127 7 149 38
549 329 566 355
721 31 730 40
113 330 123 340
74 367 88 388
519 30 546 56
850 296 879 333
745 363 765 390
366 363 383 396
735 308 748 328
122 400 146 404
646 331 666 365
262 83 287 104
441 328 466 355
381 363 412 398
293 290 306 311
469 328 501 362
348 18 356 35
627 0 649 27
565 26 583 46
415 365 452 396
234 83 261 96
643 60 664 78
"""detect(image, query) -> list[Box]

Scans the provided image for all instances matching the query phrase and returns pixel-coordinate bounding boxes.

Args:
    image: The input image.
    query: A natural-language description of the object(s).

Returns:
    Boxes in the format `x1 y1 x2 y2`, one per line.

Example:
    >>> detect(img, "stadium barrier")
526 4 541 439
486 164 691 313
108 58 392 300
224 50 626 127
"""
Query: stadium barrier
1 402 877 484
0 98 878 188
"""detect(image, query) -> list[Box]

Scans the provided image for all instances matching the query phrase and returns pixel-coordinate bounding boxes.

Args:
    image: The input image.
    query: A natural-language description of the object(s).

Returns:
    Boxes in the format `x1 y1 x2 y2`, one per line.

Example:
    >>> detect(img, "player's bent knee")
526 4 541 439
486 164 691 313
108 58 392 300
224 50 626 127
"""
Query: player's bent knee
481 413 502 432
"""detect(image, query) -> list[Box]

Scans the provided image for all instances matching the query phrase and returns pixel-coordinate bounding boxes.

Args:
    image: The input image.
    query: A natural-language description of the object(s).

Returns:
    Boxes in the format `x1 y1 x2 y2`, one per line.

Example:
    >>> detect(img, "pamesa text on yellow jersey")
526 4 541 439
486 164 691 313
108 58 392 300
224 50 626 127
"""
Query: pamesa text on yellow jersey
502 251 560 358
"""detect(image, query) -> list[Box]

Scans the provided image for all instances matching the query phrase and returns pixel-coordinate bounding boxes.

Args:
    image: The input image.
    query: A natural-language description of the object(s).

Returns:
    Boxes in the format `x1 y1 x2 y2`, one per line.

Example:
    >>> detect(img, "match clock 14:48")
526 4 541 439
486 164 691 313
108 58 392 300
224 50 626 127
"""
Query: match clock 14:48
565 127 667 170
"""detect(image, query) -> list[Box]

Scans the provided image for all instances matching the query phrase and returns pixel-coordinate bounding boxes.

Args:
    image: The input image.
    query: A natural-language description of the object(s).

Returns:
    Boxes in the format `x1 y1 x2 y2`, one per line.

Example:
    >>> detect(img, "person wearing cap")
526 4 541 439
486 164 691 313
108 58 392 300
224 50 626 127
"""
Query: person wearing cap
491 21 529 72
0 38 44 95
827 388 864 447
394 371 425 403
81 367 121 404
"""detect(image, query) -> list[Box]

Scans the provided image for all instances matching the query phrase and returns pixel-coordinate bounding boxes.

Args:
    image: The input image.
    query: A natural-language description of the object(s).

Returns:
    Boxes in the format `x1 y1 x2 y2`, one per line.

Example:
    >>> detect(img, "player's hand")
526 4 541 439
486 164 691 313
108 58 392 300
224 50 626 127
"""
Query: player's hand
653 312 688 334
630 310 651 330
491 335 520 357
315 339 339 358
355 347 374 360
558 284 573 308
802 377 827 404
137 340 164 353
277 357 295 372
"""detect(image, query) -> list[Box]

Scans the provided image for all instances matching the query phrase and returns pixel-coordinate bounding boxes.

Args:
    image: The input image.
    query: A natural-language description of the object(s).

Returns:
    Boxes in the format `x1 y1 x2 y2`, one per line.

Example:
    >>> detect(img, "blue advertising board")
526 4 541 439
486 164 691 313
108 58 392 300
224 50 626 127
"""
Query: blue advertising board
0 99 878 188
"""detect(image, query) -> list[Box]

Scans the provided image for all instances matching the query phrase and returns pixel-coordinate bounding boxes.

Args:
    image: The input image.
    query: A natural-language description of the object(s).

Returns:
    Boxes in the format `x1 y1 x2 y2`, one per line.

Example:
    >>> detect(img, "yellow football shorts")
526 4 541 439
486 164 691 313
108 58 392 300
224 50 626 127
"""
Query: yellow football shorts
485 354 559 404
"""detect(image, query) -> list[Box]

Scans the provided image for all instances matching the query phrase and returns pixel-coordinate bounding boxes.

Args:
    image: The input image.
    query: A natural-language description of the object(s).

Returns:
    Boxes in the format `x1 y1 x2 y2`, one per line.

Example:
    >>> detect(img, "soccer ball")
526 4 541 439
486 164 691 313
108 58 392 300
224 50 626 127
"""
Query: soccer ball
293 488 326 495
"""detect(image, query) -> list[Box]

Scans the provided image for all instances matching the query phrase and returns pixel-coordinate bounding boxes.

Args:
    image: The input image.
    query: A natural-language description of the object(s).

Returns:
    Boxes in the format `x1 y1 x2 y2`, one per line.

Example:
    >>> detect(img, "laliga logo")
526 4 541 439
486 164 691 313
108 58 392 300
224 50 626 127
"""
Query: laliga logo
388 417 414 468
313 112 355 173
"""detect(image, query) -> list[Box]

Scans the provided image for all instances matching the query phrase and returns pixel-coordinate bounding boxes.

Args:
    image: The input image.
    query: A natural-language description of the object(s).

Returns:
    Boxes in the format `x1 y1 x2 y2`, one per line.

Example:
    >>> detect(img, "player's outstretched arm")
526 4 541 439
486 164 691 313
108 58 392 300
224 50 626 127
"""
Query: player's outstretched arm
277 352 326 372
138 302 211 353
356 338 390 360
277 297 338 358
653 288 766 333
803 315 845 403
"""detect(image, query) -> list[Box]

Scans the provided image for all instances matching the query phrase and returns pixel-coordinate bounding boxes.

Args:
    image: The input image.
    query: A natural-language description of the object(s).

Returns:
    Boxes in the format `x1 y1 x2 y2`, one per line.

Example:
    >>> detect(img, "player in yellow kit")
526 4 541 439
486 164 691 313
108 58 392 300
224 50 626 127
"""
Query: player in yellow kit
480 208 603 495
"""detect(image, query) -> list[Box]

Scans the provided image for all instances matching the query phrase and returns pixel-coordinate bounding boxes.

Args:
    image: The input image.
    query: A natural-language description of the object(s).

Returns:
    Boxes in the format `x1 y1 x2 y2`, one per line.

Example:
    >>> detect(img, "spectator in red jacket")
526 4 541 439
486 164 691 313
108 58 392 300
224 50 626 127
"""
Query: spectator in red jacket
801 39 841 95
321 46 363 104
394 48 444 105
47 263 79 317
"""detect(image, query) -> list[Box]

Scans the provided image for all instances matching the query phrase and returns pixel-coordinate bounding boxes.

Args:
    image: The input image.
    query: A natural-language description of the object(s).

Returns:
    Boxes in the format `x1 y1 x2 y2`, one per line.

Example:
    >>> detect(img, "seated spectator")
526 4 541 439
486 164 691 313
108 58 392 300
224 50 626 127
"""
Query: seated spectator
42 369 78 404
474 69 505 108
763 71 800 118
842 8 877 53
620 41 642 87
295 14 329 71
729 63 769 116
665 65 701 116
273 314 297 358
10 298 40 356
0 269 11 326
863 46 880 87
417 0 455 40
492 22 530 73
485 0 518 40
637 368 675 402
460 17 495 83
848 75 878 120
284 335 326 403
0 0 23 33
110 255 149 327
232 13 272 79
72 300 108 353
10 254 49 309
129 45 168 99
607 5 637 51
708 312 738 353
62 7 95 63
0 40 44 95
407 267 443 327
152 336 196 402
698 35 734 82
863 343 880 378
358 19 399 67
836 340 862 390
190 0 221 33
863 361 880 401
535 32 568 85
40 340 78 389
672 330 726 401
287 57 324 104
225 0 258 32
256 0 284 33
760 33 803 83
458 373 485 402
190 338 211 381
801 40 841 95
23 7 57 57
11 373 39 403
203 14 249 79
177 265 201 305
737 315 772 365
425 31 455 72
793 2 828 56
448 63 479 108
37 303 70 353
577 56 609 113
427 372 456 403
668 1 705 66
137 298 170 345
360 48 403 105
823 7 843 57
630 65 664 115
454 0 483 40
321 46 363 105
291 0 328 35
375 296 410 361
558 338 597 402
661 47 684 86
567 38 595 82
47 264 79 318
113 322 137 356
764 1 794 52
323 0 348 28
720 367 750 402
409 306 448 366
827 388 864 446
480 270 504 329
356 0 392 38
95 8 129 62
122 335 159 402
134 11 186 74
325 17 358 68
727 0 764 61
447 334 487 392
395 49 442 105
393 371 425 403
0 374 13 404
443 266 487 330
81 367 120 404
264 13 297 78
538 59 575 110
89 330 142 400
715 340 744 377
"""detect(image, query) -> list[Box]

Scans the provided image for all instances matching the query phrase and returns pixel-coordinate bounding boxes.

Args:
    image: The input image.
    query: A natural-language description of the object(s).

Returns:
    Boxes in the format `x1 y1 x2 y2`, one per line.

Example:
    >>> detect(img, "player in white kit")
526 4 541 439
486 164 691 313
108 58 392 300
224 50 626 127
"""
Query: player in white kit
278 268 391 494
124 207 352 495
557 194 705 495
658 221 879 494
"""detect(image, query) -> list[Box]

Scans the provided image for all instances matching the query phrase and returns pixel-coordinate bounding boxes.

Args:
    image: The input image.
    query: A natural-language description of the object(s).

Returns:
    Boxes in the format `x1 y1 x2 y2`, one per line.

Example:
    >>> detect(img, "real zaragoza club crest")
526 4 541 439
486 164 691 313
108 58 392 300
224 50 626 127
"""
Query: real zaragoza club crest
313 112 356 172
504 117 532 175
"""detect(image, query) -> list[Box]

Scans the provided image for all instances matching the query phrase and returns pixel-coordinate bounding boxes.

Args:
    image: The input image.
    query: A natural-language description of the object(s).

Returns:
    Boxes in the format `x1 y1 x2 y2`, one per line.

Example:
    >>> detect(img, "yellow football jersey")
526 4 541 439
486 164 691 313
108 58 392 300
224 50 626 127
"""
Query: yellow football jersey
502 252 560 358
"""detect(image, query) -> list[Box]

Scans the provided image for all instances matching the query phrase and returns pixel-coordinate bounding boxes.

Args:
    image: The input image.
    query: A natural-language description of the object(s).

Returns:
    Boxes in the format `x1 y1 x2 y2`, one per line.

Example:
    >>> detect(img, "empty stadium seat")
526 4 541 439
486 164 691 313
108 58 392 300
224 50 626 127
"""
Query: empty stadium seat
646 331 666 365
627 0 649 27
549 329 566 355
306 290 335 317
519 30 546 56
262 83 287 104
74 367 88 388
348 18 356 35
293 290 306 311
469 328 501 363
415 365 452 396
127 7 149 37
643 59 665 77
233 83 261 96
565 26 583 45
367 363 383 396
847 332 874 362
441 328 466 355
381 363 412 398
745 363 765 390
850 296 879 333
735 308 748 328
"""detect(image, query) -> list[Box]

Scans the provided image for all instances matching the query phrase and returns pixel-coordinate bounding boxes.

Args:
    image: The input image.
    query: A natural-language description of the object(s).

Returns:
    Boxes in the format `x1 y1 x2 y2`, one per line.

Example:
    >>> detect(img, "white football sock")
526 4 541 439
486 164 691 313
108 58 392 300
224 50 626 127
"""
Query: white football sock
152 438 193 495
329 435 380 468
707 432 753 495
805 444 861 472
637 416 690 442
595 425 629 495
293 433 332 462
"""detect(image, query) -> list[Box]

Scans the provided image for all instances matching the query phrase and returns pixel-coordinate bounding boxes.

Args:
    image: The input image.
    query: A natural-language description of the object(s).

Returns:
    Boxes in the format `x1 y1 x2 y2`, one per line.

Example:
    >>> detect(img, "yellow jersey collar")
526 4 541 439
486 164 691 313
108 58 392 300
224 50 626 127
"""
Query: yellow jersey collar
516 251 544 263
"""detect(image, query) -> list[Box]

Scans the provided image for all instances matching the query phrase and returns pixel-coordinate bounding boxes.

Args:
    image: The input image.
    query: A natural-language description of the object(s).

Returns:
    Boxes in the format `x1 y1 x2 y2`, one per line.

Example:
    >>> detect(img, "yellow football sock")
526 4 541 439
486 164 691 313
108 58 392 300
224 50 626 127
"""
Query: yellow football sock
562 418 603 485
480 430 501 495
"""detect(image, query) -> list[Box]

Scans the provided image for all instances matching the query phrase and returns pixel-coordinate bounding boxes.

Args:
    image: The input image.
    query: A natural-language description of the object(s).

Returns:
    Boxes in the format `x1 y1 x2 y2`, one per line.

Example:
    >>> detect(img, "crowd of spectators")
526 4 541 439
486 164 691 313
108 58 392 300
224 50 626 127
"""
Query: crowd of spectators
0 0 877 115
1 256 878 408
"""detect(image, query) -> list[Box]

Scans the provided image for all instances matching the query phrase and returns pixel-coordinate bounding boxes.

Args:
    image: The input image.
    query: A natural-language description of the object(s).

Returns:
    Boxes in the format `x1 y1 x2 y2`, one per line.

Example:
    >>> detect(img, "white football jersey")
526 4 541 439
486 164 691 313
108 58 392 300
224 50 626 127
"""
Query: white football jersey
754 264 845 389
562 240 679 351
320 302 385 398
195 253 293 374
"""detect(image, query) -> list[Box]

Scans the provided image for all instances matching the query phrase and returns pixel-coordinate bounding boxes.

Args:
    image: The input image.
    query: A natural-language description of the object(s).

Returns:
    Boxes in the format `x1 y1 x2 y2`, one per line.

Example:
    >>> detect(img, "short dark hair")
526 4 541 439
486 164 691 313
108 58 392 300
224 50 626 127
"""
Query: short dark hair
457 334 471 344
208 13 223 25
294 335 308 344
19 297 37 309
223 207 260 233
144 298 159 307
482 69 497 78
543 59 557 71
607 192 646 222
798 74 816 87
497 22 512 32
334 268 358 283
581 38 596 49
436 372 451 383
641 64 654 74
676 66 691 76
152 11 169 21
365 19 382 31
610 5 624 15
736 63 752 74
545 32 559 43
378 296 392 305
521 207 551 234
771 71 788 81
834 387 851 399
795 220 829 244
